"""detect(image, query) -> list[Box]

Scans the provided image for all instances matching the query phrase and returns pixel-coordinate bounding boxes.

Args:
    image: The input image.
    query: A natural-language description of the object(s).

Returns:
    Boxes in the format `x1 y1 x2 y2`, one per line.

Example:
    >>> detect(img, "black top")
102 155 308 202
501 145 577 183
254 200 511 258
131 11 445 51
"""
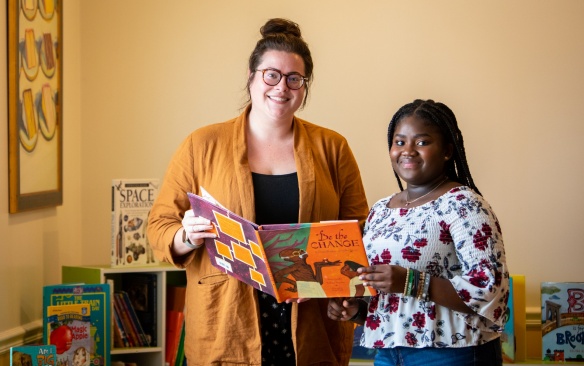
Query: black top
252 172 299 366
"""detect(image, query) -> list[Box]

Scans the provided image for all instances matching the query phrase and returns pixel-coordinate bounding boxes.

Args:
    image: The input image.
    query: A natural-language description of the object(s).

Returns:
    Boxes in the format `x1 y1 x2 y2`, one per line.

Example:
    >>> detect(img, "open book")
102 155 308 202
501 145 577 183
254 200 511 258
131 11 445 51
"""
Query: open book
188 191 376 302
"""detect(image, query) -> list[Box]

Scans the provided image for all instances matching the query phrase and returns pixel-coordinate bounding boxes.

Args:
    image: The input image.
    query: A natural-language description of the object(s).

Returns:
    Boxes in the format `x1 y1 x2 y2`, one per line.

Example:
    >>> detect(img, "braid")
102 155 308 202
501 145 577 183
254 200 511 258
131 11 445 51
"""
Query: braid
387 99 482 195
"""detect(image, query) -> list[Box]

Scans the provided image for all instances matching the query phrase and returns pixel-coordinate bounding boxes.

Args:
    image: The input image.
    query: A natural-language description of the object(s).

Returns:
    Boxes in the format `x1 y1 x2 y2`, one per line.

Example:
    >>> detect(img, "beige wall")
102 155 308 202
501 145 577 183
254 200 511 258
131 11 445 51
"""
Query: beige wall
1 0 583 358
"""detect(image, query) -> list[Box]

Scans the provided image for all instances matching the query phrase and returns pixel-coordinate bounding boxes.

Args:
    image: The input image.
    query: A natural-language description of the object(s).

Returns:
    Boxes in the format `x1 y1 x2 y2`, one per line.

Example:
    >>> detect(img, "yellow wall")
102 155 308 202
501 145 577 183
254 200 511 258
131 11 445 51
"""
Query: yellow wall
2 0 584 359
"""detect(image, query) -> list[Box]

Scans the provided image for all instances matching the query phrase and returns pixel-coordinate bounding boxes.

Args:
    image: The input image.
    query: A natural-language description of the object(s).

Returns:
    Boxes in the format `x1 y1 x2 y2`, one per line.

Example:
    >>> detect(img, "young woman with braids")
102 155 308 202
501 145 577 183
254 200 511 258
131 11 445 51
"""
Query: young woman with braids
148 18 368 365
328 99 509 365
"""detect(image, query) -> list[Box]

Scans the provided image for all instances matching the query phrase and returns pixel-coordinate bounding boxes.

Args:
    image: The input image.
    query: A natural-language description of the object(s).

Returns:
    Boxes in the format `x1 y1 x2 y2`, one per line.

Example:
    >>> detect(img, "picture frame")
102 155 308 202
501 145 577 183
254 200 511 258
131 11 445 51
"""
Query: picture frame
8 0 63 213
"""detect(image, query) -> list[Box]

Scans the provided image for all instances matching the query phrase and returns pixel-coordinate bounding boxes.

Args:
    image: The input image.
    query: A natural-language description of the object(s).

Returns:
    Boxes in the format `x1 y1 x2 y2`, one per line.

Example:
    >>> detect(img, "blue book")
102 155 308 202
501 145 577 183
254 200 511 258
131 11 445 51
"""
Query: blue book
43 283 111 365
10 345 56 365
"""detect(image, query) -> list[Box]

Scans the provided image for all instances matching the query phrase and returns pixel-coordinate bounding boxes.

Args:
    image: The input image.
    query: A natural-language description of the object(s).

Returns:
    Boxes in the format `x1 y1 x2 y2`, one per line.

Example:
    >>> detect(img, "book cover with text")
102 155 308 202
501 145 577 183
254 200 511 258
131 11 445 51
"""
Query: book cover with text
111 179 159 267
10 345 56 366
541 281 584 363
46 303 92 366
188 191 375 302
43 283 111 365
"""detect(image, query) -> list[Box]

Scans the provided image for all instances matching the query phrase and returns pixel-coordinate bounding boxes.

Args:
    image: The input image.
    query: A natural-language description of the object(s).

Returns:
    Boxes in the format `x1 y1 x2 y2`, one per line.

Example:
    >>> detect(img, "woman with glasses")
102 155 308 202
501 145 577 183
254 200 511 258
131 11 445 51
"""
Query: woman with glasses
148 18 369 365
327 99 509 366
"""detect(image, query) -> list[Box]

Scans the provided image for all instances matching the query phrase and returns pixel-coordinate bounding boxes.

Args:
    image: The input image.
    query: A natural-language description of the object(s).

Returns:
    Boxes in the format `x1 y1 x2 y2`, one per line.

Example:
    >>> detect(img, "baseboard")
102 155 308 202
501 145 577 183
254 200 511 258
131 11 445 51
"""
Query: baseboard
0 319 43 355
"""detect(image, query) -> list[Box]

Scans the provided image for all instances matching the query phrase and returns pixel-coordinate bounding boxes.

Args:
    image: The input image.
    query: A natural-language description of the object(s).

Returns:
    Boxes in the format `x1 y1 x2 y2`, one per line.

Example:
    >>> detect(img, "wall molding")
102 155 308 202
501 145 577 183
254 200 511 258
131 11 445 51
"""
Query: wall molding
0 319 43 354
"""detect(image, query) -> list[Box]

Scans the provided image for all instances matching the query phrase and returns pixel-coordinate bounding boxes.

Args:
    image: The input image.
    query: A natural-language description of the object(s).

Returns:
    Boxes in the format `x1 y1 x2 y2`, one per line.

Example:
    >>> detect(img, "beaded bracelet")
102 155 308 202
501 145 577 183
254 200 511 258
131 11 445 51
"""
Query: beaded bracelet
416 271 426 299
404 268 415 296
418 272 431 302
403 268 410 296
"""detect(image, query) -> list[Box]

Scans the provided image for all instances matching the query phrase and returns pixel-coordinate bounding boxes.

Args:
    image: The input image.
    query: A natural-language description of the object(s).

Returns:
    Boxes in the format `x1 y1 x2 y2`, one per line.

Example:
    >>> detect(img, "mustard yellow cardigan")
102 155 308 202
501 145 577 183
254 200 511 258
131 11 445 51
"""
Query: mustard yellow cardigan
148 106 369 365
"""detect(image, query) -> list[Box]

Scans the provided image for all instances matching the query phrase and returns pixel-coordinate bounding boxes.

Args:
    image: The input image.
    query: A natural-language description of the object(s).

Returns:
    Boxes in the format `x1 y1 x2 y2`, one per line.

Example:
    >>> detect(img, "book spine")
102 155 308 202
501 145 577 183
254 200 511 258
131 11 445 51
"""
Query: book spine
120 291 150 346
114 292 138 347
113 309 130 348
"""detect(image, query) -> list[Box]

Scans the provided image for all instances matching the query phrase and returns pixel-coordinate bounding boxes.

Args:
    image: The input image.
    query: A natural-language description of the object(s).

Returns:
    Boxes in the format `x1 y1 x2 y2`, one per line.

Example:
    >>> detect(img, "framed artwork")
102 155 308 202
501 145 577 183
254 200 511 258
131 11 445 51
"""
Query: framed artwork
7 0 63 213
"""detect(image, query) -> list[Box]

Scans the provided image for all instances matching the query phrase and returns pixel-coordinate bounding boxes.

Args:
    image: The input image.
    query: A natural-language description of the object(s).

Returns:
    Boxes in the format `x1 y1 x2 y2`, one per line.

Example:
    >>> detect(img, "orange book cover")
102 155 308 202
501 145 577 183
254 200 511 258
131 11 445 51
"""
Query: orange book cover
188 191 376 303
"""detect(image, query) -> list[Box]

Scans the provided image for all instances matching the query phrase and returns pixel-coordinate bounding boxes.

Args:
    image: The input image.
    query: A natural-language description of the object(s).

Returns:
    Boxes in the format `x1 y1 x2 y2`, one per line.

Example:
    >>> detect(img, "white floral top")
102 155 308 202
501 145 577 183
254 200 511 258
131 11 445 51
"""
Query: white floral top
361 186 509 349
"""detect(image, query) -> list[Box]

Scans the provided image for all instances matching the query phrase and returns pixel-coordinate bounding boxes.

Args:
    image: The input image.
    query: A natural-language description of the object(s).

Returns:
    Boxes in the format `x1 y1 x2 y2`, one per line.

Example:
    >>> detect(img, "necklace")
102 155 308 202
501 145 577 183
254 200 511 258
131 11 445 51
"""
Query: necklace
404 177 448 206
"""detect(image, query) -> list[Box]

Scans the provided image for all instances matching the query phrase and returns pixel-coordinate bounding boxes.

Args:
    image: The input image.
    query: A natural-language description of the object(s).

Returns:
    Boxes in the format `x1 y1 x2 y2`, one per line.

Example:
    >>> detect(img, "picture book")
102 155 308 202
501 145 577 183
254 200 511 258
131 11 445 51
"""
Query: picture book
111 179 160 267
10 345 56 366
541 281 584 362
46 303 92 366
43 283 111 365
188 190 376 303
121 273 158 346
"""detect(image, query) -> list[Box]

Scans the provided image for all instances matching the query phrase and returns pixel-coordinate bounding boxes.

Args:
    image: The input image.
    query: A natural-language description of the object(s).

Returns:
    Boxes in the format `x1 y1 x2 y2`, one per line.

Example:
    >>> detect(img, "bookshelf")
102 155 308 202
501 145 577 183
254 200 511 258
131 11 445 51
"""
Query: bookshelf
62 264 186 366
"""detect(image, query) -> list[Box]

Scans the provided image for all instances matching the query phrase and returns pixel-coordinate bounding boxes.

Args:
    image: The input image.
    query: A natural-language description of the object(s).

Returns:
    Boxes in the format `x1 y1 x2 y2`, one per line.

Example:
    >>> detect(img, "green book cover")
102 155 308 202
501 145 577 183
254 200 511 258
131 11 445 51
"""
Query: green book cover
43 283 111 365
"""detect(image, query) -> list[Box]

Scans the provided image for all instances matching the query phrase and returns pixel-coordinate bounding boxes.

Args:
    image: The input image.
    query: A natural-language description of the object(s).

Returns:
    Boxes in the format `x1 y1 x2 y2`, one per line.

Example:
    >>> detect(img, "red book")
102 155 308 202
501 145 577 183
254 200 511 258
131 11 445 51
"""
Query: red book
165 310 184 366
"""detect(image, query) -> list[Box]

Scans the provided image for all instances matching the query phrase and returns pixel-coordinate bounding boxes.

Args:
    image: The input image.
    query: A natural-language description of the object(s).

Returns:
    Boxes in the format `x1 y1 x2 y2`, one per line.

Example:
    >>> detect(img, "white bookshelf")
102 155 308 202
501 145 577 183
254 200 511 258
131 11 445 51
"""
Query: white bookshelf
62 264 186 366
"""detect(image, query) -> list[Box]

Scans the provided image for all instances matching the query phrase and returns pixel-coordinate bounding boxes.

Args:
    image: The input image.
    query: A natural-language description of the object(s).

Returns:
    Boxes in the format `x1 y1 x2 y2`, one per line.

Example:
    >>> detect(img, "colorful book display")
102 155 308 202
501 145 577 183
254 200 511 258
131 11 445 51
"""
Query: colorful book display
46 303 92 366
188 190 375 303
111 179 160 267
10 345 56 366
541 281 584 362
43 283 111 365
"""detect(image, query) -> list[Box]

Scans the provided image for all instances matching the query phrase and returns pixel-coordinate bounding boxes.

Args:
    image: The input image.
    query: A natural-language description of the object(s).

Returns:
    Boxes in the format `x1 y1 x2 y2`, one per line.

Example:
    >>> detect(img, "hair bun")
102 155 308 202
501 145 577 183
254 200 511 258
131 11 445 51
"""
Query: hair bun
260 18 302 39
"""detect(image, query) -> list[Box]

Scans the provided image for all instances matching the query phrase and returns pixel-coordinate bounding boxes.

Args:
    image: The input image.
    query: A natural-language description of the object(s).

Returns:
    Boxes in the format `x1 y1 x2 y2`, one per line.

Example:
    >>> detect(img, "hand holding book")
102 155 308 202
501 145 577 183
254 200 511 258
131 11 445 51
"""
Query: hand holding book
187 189 376 302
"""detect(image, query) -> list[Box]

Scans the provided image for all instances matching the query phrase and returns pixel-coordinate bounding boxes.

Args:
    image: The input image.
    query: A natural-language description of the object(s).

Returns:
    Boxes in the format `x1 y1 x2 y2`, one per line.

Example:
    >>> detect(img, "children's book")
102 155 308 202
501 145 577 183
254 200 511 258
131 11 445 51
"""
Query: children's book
43 283 111 365
188 190 376 303
541 281 584 362
46 303 92 366
10 345 56 366
111 179 160 267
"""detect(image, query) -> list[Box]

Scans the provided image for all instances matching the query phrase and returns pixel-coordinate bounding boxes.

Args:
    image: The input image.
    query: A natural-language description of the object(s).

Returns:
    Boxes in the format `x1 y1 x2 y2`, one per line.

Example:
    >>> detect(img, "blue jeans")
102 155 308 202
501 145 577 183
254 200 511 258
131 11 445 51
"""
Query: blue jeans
374 338 502 366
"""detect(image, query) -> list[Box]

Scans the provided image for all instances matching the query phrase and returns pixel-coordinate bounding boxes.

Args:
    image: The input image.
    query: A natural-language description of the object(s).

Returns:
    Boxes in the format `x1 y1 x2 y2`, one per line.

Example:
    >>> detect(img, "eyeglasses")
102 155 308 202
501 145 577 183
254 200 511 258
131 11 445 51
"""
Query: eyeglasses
256 68 308 90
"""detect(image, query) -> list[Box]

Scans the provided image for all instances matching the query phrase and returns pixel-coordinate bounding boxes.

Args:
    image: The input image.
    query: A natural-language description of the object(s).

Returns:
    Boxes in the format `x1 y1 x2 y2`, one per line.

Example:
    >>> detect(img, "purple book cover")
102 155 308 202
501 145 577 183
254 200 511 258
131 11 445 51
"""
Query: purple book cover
188 192 278 298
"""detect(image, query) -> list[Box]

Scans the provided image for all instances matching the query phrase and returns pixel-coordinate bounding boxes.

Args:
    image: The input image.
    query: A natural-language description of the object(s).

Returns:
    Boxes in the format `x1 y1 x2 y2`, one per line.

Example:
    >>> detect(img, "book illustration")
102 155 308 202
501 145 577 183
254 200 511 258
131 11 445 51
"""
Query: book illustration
10 345 57 366
43 283 111 365
541 281 584 362
46 303 92 366
188 191 375 302
111 179 159 267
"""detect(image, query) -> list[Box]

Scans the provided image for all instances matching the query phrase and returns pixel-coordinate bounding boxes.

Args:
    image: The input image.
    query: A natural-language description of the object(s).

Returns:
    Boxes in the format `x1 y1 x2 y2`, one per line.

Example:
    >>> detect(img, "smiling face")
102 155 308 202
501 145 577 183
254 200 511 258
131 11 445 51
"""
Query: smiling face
248 50 306 124
390 115 453 186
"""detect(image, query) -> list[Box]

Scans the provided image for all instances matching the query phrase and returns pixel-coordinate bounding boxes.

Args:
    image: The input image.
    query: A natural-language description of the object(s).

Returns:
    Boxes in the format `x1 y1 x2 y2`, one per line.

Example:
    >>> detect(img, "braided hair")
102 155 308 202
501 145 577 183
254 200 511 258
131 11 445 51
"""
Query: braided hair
387 99 481 195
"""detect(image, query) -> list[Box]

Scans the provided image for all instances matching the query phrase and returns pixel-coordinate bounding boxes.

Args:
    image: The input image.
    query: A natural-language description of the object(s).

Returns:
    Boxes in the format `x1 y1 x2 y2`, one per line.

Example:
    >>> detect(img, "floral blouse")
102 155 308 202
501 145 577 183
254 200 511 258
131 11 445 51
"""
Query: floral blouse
361 186 509 349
